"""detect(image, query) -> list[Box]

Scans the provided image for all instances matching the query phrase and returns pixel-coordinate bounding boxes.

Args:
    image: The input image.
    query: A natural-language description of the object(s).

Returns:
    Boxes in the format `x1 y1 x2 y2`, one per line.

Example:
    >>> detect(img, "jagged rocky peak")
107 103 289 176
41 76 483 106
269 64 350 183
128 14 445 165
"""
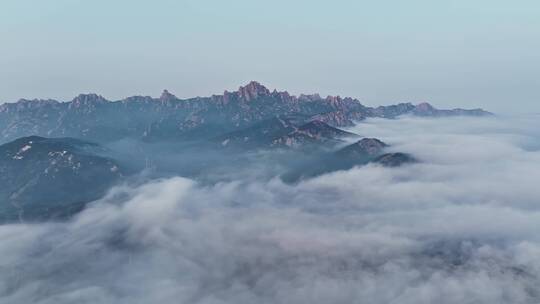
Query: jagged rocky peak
326 95 342 103
70 93 108 107
338 138 388 157
160 89 178 102
237 81 271 101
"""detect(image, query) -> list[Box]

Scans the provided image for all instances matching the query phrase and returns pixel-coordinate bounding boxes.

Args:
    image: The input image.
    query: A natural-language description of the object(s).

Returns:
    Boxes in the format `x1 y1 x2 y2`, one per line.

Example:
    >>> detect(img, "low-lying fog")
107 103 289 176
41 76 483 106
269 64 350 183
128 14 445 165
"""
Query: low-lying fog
1 115 539 304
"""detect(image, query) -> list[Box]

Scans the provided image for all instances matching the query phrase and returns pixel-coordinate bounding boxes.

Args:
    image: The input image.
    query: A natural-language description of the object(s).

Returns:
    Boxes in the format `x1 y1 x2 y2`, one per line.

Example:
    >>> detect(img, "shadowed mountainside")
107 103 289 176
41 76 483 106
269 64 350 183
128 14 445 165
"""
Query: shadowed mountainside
0 136 124 222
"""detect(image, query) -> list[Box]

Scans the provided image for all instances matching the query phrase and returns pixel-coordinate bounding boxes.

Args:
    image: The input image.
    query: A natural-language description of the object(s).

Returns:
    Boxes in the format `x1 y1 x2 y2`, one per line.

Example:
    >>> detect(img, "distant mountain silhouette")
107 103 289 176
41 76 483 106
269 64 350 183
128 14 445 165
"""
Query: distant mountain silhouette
0 81 491 144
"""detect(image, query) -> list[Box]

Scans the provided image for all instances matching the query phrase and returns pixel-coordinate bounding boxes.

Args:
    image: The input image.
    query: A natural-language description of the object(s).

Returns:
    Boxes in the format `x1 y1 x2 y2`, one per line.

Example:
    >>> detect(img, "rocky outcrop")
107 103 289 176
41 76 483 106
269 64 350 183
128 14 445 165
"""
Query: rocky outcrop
336 138 388 157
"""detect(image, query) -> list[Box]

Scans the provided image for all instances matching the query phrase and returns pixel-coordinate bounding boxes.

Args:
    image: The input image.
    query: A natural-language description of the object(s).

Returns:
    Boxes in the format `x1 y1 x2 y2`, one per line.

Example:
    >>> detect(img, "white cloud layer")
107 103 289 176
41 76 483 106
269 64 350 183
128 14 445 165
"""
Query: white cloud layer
1 115 540 304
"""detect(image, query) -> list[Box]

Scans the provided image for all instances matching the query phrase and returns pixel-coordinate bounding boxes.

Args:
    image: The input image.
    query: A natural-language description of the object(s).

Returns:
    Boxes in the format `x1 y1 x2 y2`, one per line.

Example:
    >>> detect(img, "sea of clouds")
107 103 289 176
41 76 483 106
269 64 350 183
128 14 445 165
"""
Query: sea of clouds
1 114 539 304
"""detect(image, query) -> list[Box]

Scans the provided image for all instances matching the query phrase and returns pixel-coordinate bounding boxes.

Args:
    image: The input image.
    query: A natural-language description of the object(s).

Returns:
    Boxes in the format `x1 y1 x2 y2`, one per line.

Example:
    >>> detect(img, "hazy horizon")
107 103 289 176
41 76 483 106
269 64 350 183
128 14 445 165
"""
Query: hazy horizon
1 0 539 113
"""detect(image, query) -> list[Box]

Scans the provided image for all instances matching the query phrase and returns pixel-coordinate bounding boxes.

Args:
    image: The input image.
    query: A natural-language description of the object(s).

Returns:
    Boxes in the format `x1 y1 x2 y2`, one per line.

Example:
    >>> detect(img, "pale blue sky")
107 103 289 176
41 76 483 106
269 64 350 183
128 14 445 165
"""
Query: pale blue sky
1 0 539 113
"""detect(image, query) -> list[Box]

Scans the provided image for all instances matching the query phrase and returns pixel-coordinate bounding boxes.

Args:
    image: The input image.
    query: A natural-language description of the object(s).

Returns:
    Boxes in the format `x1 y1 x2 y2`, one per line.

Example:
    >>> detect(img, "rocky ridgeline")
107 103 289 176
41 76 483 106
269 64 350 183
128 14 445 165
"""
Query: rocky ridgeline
217 116 357 149
0 81 491 144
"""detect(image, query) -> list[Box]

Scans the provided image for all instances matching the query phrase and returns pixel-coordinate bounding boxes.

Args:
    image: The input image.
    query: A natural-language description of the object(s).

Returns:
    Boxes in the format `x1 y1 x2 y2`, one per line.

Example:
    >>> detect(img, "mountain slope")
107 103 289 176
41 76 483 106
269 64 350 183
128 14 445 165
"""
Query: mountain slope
373 152 416 167
217 116 356 149
0 136 124 222
335 138 388 159
282 138 416 182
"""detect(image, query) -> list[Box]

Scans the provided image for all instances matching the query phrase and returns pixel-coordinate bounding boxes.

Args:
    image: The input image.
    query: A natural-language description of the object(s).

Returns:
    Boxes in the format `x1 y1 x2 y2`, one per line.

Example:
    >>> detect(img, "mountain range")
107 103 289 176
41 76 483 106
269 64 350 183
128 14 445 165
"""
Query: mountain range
0 81 491 222
0 81 490 144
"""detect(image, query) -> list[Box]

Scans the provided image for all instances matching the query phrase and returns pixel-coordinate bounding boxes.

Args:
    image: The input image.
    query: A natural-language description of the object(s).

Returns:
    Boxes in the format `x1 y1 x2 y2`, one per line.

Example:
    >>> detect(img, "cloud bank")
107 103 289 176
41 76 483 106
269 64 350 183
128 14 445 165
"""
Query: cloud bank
1 115 540 304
